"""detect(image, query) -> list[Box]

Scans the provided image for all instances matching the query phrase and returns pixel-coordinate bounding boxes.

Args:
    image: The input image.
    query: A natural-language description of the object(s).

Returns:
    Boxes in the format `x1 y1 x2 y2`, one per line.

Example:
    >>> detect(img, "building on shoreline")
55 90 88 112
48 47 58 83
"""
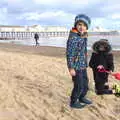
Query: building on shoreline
0 25 68 32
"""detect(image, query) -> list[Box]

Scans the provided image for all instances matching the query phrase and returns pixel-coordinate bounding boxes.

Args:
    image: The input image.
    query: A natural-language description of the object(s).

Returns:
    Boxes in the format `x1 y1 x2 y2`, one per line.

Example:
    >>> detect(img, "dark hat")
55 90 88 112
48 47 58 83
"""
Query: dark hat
74 14 91 29
92 40 112 53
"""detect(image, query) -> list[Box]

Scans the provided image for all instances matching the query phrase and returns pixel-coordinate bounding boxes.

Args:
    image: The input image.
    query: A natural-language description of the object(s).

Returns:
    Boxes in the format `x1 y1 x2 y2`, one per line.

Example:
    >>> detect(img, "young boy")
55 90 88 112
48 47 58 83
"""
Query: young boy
89 39 114 95
66 14 92 109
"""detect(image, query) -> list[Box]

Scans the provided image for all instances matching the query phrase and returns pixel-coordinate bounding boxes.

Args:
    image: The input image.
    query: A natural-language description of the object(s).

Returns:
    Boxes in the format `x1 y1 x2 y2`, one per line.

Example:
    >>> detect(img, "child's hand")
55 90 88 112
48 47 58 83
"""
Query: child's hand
69 68 76 76
109 70 112 74
97 65 104 69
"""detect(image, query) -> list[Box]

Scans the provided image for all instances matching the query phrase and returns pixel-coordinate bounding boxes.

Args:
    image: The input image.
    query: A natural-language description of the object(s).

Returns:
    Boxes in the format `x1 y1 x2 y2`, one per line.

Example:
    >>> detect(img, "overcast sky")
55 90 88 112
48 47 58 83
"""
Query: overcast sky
0 0 120 30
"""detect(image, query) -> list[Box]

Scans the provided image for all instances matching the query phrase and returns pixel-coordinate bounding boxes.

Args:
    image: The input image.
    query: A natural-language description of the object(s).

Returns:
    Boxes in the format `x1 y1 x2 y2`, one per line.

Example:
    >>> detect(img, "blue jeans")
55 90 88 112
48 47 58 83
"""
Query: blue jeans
70 69 89 104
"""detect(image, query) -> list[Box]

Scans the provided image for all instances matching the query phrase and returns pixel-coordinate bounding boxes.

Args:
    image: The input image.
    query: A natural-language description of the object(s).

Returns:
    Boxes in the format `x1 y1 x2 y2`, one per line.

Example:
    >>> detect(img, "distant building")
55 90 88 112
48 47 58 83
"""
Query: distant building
89 26 120 35
91 26 109 32
0 25 26 32
0 25 68 32
43 26 68 32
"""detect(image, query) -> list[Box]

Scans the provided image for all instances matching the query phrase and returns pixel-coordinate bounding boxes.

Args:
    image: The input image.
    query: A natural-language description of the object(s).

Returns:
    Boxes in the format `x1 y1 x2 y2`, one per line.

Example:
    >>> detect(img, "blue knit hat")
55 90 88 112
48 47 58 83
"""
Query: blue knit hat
74 14 91 29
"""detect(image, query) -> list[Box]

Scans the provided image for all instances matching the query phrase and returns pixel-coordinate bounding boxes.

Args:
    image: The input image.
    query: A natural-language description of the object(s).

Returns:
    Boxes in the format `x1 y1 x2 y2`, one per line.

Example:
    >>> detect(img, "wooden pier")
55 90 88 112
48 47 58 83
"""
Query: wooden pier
0 31 119 40
0 31 69 40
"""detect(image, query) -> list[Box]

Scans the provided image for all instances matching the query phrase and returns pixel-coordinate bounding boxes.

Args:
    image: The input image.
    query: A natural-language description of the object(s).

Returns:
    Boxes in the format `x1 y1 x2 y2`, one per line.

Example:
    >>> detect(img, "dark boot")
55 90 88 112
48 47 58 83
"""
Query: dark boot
96 89 113 95
70 101 86 109
79 97 92 104
104 85 109 89
103 89 113 94
96 90 104 95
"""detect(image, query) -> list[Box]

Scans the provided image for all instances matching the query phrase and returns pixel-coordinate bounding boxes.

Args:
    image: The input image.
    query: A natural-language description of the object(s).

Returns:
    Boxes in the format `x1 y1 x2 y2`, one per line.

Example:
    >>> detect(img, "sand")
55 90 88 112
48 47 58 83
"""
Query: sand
0 43 119 120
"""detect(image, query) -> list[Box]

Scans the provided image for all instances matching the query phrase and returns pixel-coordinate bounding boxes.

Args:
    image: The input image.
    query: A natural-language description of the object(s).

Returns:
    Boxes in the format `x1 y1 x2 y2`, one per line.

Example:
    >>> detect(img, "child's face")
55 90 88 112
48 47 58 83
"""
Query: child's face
76 21 87 34
99 45 105 51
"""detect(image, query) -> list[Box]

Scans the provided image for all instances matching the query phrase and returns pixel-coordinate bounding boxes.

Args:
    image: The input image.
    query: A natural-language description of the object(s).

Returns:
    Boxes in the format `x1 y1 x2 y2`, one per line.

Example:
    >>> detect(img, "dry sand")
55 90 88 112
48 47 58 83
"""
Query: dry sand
0 43 119 120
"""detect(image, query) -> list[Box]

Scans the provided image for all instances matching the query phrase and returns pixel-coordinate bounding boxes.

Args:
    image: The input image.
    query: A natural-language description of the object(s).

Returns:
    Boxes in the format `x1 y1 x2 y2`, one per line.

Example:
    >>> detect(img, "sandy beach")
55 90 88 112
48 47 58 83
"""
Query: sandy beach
0 43 120 120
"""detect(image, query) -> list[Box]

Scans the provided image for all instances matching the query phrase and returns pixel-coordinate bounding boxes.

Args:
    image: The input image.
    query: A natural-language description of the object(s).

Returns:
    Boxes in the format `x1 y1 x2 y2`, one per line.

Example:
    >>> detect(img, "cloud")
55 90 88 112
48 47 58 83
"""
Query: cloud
0 0 120 29
0 7 8 24
17 11 75 27
18 11 73 20
32 0 105 14
33 0 96 6
111 13 120 19
92 17 105 26
103 4 120 12
3 0 24 4
91 16 120 30
101 1 120 17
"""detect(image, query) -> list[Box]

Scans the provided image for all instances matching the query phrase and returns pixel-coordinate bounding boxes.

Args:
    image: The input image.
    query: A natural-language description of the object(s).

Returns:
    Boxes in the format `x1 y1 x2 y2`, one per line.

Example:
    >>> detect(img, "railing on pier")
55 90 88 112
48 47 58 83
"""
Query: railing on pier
0 31 119 40
0 31 70 40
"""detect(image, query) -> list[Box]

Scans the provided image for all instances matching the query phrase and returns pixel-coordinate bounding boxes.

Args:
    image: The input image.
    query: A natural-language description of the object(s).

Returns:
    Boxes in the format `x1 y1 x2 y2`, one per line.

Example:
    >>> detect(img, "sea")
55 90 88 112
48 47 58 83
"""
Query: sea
0 35 120 50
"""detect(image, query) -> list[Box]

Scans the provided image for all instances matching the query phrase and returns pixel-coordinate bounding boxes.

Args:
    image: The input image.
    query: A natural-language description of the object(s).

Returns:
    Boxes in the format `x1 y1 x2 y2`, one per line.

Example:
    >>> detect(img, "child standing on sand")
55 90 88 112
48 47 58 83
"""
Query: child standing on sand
89 39 114 95
66 14 92 109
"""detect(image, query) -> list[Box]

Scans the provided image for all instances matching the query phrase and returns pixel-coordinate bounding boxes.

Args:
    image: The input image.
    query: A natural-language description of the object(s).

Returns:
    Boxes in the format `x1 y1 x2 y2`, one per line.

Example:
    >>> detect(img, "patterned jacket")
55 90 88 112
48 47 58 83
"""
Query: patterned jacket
66 28 88 70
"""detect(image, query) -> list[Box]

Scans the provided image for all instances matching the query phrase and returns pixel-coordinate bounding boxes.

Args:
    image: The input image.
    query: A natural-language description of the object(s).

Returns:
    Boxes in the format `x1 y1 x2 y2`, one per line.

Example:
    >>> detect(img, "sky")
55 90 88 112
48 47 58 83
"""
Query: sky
0 0 120 30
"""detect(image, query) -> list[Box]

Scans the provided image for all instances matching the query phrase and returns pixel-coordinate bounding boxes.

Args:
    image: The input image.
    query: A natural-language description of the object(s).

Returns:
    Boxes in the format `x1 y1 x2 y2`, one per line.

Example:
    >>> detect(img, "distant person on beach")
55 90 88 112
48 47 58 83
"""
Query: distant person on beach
66 14 92 109
34 33 39 46
89 39 114 95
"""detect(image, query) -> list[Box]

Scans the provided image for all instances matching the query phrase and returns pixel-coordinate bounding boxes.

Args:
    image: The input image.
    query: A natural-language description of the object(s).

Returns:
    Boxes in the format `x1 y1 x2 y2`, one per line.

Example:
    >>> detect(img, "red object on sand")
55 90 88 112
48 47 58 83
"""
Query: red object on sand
111 73 120 80
98 68 120 81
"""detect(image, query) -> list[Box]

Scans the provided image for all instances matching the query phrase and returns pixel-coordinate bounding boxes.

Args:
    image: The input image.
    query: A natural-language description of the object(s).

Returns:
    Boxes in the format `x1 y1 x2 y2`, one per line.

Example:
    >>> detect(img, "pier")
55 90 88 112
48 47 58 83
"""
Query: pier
0 31 69 40
0 31 119 40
